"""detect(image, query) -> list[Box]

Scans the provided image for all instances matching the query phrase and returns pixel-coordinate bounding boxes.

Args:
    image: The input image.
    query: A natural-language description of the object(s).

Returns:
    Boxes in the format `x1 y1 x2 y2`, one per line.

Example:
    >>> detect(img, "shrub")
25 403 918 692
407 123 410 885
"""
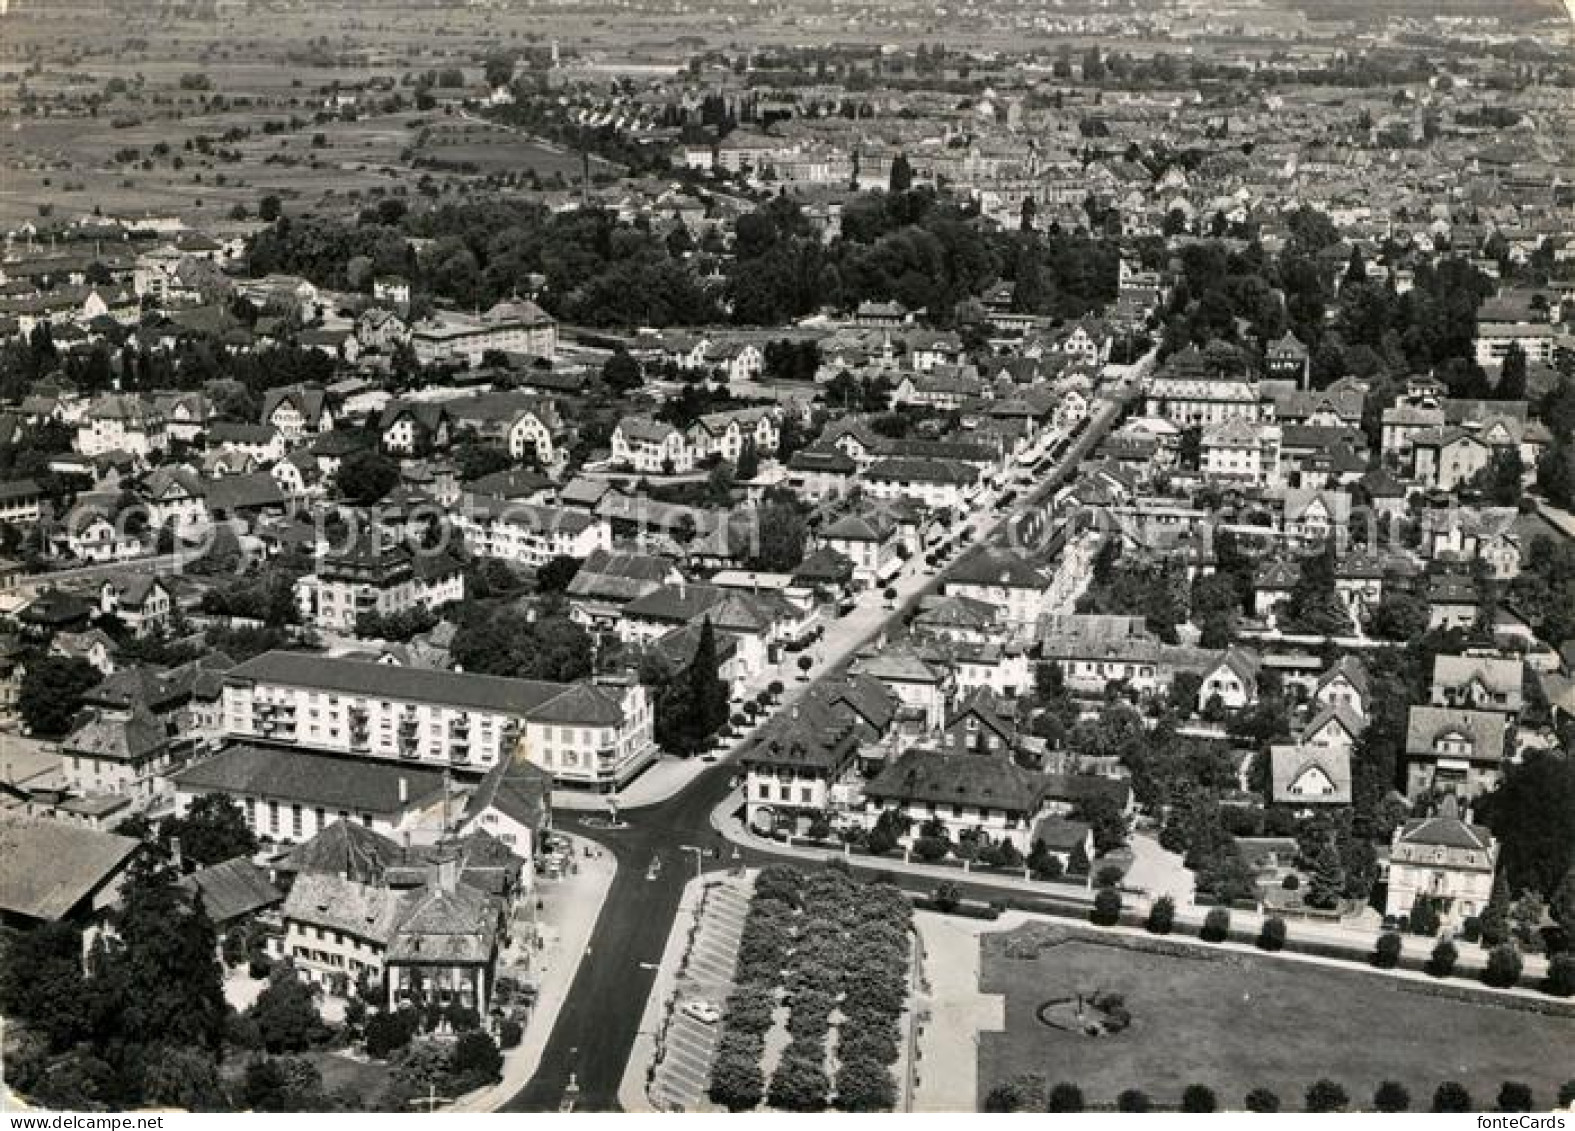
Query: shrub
1096 864 1124 888
723 984 776 1034
1432 1081 1473 1112
983 1074 1046 1113
1373 1080 1411 1112
498 1019 523 1050
1557 1080 1575 1108
1427 939 1459 979
1281 874 1300 890
1117 1089 1151 1112
1244 1087 1280 1112
1497 1081 1534 1112
933 880 961 913
1373 931 1403 969
1409 896 1441 937
1047 1082 1084 1112
1201 907 1231 943
1146 895 1175 935
1544 954 1575 998
1305 1078 1349 1112
1257 916 1287 952
1461 915 1482 943
1482 944 1523 989
1091 887 1122 927
912 835 950 863
450 1031 503 1089
1181 1084 1218 1112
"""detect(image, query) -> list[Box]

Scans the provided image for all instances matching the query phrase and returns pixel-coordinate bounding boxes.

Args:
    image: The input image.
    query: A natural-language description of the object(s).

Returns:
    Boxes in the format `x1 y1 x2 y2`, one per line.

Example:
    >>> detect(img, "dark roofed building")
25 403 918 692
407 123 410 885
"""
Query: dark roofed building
0 814 141 927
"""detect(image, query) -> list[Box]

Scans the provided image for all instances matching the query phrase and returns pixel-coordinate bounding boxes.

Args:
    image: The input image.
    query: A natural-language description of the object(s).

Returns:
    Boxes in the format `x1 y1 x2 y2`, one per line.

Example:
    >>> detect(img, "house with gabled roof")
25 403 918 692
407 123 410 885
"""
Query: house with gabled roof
1269 742 1351 808
1197 646 1261 712
1403 706 1508 801
816 510 902 588
1429 653 1524 715
1313 655 1369 719
942 546 1050 631
261 383 334 442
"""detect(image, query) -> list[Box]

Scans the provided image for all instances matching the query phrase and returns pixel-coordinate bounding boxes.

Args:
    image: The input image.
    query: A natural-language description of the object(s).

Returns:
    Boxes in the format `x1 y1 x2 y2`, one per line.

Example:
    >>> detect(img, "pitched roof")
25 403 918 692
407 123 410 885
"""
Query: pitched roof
946 546 1048 590
1396 814 1495 852
172 743 448 815
0 814 140 922
865 748 1044 813
1403 706 1507 763
180 857 281 924
462 744 553 834
275 818 406 882
1269 743 1353 805
281 872 406 944
1430 654 1523 697
61 707 168 763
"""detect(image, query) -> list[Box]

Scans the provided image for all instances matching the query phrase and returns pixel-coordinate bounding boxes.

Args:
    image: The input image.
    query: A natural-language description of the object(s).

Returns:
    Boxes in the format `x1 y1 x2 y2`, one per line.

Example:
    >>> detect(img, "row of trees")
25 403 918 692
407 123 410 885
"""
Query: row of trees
986 1074 1575 1113
708 865 911 1112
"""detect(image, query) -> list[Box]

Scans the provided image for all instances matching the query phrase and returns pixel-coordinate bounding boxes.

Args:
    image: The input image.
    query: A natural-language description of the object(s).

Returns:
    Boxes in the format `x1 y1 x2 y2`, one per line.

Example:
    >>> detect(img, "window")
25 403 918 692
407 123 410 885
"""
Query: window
269 801 279 833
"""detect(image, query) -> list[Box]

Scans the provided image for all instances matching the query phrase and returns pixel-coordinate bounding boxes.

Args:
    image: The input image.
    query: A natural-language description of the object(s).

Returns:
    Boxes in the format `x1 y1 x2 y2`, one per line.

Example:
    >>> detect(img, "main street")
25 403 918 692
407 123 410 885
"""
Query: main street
503 383 1136 1112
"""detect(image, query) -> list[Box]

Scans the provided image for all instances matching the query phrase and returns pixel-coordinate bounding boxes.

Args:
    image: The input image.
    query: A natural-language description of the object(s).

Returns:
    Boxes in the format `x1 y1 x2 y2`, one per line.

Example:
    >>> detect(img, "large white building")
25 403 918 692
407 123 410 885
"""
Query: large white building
294 543 466 633
452 497 612 568
410 300 557 367
219 651 656 789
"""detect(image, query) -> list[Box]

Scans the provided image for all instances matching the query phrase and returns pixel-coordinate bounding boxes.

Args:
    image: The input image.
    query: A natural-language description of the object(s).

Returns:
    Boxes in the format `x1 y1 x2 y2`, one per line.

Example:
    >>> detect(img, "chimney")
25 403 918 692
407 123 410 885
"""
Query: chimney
170 835 182 871
428 848 460 894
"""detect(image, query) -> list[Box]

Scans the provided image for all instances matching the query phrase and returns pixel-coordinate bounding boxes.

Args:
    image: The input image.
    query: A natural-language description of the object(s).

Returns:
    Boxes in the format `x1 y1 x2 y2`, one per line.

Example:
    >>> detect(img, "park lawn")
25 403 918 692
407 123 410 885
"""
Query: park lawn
307 1050 391 1104
979 928 1575 1111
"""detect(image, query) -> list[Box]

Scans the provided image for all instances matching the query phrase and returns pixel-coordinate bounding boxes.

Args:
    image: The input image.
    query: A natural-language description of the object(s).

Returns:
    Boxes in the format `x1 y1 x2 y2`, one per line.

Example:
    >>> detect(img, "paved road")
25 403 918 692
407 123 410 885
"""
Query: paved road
503 384 1137 1112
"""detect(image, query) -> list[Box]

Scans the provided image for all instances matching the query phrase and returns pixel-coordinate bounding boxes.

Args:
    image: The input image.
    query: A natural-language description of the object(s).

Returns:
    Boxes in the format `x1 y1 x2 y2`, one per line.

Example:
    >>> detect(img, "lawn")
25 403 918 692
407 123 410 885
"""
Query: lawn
979 925 1575 1111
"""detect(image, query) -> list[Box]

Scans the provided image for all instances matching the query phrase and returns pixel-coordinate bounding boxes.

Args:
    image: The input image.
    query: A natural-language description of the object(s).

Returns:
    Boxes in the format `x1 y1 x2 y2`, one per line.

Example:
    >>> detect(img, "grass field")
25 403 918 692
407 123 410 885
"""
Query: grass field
979 927 1575 1111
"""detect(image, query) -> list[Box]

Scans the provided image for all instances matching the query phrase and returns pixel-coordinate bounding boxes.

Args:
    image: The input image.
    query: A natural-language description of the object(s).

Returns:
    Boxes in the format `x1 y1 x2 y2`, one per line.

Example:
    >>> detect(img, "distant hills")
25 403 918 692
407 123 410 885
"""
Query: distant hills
1279 0 1567 24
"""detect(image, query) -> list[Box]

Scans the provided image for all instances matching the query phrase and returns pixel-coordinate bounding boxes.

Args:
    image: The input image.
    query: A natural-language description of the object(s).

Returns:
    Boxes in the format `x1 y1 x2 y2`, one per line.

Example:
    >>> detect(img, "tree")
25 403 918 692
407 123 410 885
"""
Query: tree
1546 954 1575 998
769 1048 829 1112
1306 842 1346 910
1071 792 1128 854
536 554 581 593
1427 939 1459 979
1117 1089 1152 1112
1408 895 1441 937
450 1030 502 1089
932 880 961 913
1482 943 1523 988
1432 1082 1473 1112
1287 544 1351 636
1480 751 1575 901
1497 1081 1534 1112
1498 343 1528 401
1558 1080 1575 1108
97 852 230 1061
888 153 913 194
1047 1082 1085 1112
1306 1078 1349 1112
0 921 88 1048
365 1010 418 1059
1479 875 1514 947
243 1055 325 1112
259 194 282 222
1472 448 1524 507
1146 895 1175 935
18 655 101 737
1091 886 1122 927
602 348 643 393
984 1075 1046 1112
161 793 258 868
1257 916 1288 952
833 1057 896 1112
1374 1081 1411 1112
335 449 400 505
1245 1087 1281 1112
1373 931 1403 969
1181 1084 1218 1112
248 964 327 1053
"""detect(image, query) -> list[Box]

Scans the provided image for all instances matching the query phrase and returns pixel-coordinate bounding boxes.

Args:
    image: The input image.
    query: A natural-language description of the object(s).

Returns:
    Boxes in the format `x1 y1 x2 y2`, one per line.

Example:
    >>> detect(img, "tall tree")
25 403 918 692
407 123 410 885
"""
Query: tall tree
887 153 913 194
160 793 258 868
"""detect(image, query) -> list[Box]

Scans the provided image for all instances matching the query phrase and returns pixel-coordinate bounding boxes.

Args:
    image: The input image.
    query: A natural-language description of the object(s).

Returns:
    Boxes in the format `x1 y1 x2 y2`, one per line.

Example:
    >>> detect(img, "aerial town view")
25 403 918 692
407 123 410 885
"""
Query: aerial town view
0 0 1572 1119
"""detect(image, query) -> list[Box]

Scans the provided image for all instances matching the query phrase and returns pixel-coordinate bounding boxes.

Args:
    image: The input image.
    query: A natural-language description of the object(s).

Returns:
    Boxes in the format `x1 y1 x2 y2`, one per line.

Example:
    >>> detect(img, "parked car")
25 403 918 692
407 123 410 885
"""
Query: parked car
681 1000 721 1025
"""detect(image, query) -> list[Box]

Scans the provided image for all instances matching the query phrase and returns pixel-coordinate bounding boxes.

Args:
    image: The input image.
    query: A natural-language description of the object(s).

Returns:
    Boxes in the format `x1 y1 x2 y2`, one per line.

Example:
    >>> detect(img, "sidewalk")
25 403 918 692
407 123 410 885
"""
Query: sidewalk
909 910 1006 1113
451 832 617 1112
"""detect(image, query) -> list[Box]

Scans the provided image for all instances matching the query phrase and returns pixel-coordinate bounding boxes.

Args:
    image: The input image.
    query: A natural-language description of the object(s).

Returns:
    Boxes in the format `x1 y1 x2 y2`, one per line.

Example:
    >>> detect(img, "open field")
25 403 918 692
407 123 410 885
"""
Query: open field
979 927 1575 1110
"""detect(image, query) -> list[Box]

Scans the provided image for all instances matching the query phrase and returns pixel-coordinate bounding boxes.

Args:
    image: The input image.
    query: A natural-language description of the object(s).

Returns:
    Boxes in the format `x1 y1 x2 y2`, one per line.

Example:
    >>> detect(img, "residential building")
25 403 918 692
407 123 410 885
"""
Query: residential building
1383 802 1499 930
1403 706 1508 801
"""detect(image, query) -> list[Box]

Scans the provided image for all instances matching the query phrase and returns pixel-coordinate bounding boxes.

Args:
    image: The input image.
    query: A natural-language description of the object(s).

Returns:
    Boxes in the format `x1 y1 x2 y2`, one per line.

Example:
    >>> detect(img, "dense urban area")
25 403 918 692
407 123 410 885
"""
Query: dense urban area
0 0 1573 1116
